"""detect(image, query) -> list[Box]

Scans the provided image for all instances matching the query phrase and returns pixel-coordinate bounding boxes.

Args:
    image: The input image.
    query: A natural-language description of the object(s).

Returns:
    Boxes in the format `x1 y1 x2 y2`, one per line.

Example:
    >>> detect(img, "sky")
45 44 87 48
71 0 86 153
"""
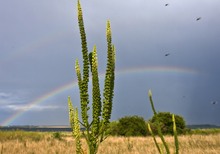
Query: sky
1 0 220 126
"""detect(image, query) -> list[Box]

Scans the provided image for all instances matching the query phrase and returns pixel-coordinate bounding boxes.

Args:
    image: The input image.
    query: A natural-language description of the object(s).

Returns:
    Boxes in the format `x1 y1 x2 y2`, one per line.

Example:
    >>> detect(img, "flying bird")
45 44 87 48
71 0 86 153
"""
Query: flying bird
165 53 170 56
211 101 218 105
165 4 169 6
196 17 201 21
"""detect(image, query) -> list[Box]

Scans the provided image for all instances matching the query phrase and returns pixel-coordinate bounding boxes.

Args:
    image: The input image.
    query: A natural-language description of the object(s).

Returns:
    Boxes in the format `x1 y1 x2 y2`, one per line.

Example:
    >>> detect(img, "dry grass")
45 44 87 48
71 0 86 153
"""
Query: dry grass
98 134 220 154
0 131 220 154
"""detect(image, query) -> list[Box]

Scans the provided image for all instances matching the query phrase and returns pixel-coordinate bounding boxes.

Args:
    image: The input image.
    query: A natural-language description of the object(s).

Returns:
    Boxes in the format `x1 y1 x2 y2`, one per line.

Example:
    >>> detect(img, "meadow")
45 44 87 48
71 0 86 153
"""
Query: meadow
0 129 220 154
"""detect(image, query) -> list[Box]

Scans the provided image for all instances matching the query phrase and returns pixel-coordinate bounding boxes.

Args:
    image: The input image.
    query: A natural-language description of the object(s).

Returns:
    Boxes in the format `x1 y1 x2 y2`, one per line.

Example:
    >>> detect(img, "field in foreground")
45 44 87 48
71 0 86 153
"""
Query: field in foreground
0 130 220 154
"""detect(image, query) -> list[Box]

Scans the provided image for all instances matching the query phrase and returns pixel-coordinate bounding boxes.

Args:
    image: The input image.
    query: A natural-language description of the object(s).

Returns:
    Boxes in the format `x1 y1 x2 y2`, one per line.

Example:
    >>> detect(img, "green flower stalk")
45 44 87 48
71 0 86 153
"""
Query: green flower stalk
147 123 162 154
68 96 74 130
68 96 83 154
74 108 83 154
68 0 116 153
148 90 180 154
148 90 157 115
75 59 82 92
90 46 102 137
102 21 115 125
172 114 179 154
148 90 170 154
77 0 90 128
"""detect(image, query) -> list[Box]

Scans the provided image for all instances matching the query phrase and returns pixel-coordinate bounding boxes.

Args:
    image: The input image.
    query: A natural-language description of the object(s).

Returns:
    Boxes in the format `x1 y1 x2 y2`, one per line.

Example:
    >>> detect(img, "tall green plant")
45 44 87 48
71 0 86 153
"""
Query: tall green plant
68 0 115 154
147 90 179 154
172 114 179 154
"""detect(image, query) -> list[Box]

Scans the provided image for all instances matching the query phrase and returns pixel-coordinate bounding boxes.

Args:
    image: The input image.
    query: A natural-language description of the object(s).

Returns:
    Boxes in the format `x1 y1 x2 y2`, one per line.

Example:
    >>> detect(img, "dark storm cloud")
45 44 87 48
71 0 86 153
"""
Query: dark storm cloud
1 0 220 125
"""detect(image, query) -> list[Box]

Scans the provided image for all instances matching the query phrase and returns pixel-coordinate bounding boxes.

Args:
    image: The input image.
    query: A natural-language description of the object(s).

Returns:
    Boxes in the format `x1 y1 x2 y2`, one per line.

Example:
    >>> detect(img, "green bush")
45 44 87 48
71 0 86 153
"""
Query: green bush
148 112 186 135
109 116 147 136
52 132 62 140
107 121 119 136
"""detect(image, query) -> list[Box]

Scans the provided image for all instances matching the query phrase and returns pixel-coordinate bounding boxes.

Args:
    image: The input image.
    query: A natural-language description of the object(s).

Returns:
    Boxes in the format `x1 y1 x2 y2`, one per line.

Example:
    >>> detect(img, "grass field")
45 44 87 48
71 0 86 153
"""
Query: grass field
0 130 220 154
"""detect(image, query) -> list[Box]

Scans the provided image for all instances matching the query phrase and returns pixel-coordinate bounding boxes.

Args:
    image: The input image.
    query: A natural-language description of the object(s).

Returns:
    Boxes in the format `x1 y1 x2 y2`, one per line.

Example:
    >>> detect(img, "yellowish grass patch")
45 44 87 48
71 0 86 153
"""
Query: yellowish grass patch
0 132 220 154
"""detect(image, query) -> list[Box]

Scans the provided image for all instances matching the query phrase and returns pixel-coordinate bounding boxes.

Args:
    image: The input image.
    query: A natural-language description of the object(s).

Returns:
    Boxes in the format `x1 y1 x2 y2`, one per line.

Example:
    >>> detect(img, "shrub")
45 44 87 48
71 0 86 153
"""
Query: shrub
52 132 62 140
107 121 119 136
109 116 147 137
148 112 186 135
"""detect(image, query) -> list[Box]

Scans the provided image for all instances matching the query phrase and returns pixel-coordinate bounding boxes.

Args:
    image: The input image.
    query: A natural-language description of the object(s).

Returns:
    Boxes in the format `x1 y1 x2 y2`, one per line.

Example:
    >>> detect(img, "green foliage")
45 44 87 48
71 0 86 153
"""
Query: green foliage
148 112 186 135
0 130 44 142
189 128 220 135
108 116 147 137
68 0 115 153
52 132 62 140
107 121 119 136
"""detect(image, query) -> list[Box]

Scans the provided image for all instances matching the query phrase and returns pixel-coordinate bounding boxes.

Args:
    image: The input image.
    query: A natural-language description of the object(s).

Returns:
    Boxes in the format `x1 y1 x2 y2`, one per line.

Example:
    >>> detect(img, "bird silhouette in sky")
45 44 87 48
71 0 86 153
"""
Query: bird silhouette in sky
196 17 201 21
165 53 170 56
211 101 218 105
165 4 169 6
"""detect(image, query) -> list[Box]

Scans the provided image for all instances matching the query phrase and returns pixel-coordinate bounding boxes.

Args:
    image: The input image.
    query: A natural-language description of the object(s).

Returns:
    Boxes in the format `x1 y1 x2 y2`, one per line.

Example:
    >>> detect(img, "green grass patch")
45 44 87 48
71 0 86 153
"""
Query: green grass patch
0 130 45 141
189 128 220 135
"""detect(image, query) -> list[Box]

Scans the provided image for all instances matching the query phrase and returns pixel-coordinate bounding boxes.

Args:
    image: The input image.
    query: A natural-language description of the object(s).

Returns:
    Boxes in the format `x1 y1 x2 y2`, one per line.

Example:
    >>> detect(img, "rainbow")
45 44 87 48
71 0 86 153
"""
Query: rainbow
1 81 78 126
1 66 198 126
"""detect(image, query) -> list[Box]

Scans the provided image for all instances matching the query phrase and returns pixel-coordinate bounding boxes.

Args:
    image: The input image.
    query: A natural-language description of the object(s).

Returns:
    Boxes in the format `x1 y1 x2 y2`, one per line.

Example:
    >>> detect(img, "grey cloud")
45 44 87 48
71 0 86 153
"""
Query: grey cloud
0 92 11 99
1 0 220 125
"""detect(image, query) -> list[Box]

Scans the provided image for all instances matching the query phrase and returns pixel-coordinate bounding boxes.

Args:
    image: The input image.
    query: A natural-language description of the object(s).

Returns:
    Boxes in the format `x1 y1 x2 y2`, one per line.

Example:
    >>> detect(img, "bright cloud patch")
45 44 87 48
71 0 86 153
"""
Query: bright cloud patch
1 104 60 111
0 92 11 99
